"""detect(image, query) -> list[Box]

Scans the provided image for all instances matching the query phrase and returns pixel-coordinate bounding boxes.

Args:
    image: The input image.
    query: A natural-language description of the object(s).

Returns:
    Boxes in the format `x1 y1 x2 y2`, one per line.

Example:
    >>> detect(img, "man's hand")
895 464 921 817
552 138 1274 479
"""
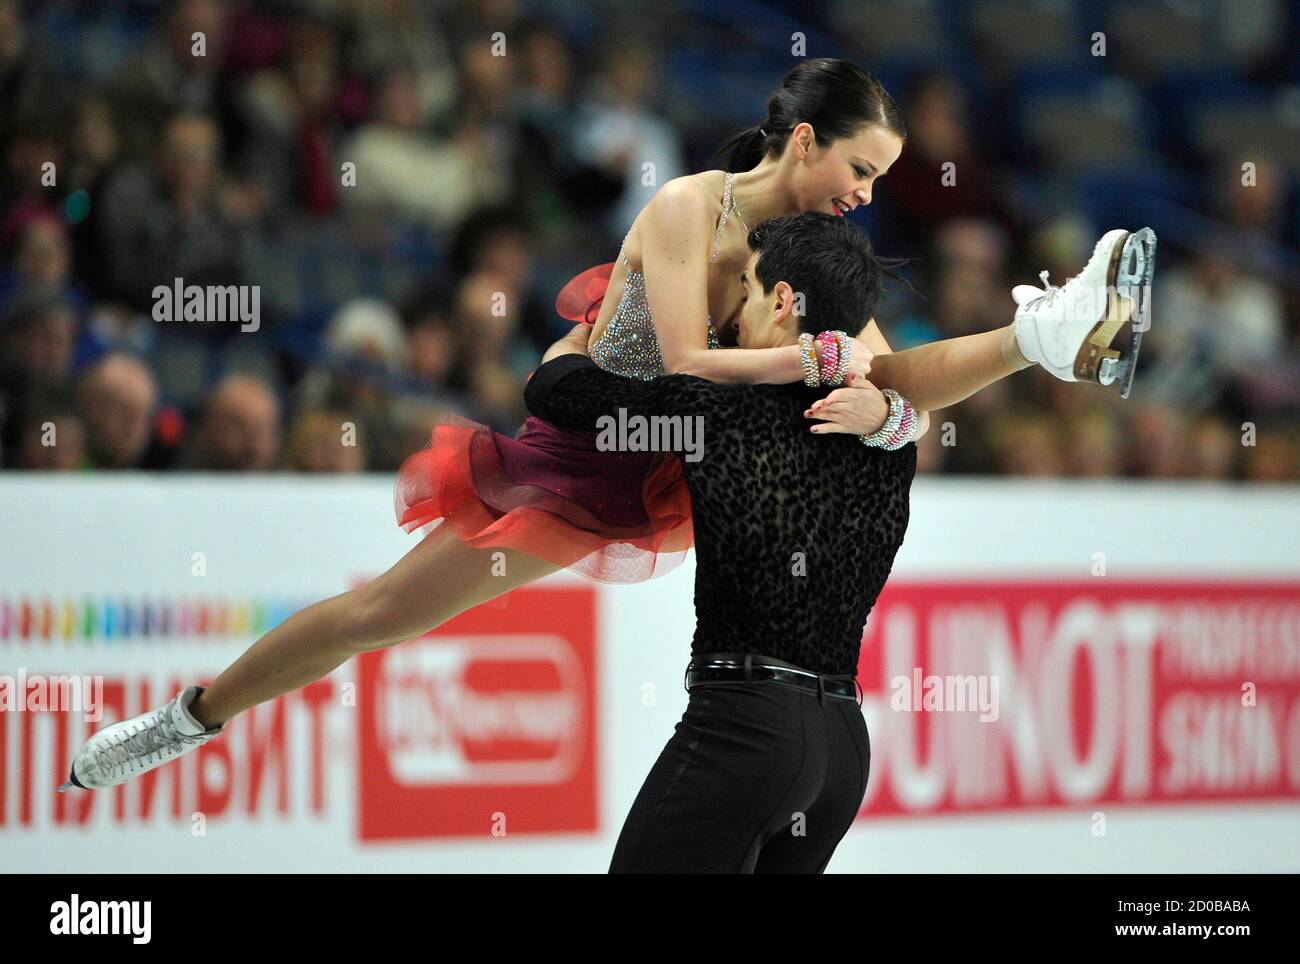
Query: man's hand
541 324 592 364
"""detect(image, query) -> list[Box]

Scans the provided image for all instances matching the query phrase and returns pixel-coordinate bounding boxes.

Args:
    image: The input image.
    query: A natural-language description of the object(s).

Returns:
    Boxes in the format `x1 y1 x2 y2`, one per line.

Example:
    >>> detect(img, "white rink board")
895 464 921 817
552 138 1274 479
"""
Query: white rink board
1 474 1297 873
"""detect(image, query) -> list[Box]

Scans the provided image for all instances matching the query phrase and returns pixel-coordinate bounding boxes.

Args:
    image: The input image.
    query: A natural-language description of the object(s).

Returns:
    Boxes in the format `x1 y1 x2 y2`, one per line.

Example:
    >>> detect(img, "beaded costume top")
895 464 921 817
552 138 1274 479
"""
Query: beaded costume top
588 173 742 380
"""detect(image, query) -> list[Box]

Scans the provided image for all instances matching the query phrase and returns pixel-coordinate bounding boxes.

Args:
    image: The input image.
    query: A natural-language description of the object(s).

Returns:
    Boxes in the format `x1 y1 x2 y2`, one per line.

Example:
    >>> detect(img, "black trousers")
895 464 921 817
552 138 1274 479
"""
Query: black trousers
608 654 871 874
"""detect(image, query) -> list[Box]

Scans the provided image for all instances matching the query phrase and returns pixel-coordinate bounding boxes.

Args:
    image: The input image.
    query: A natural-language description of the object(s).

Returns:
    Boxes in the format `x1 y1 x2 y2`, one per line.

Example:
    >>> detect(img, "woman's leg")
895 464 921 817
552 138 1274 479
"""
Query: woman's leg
188 524 563 727
867 226 1158 410
865 324 1033 413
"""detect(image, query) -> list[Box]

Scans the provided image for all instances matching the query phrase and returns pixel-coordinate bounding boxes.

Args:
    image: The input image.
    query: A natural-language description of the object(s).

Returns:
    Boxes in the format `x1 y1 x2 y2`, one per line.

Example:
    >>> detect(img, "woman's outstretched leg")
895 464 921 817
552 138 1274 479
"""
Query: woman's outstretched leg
866 227 1156 411
62 525 565 790
190 524 564 727
864 324 1031 412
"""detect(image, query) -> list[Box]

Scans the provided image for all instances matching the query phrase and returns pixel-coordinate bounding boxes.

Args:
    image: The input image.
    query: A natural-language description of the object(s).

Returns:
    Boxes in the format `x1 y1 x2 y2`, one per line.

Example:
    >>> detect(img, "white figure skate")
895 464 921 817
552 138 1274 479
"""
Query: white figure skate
1012 227 1156 398
57 685 225 791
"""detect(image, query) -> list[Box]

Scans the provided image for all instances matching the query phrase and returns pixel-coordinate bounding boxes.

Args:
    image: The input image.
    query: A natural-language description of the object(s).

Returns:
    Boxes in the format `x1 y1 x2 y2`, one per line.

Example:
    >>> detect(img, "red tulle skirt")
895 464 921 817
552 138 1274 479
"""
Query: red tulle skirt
393 262 694 584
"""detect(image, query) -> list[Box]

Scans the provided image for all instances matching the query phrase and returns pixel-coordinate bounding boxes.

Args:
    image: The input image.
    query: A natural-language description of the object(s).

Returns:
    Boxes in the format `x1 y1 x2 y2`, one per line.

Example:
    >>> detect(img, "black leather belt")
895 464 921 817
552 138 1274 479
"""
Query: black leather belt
684 652 861 704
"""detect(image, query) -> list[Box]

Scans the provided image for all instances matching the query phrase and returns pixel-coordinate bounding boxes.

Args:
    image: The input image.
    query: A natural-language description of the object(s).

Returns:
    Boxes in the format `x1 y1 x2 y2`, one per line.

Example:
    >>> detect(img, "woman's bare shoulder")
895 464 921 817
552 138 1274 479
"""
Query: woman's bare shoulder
629 171 722 229
629 171 723 248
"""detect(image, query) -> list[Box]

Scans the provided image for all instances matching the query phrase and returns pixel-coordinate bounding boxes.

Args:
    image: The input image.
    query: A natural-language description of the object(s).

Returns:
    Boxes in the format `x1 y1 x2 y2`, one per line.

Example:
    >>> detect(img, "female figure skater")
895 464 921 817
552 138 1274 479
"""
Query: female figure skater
528 212 917 871
62 59 1154 791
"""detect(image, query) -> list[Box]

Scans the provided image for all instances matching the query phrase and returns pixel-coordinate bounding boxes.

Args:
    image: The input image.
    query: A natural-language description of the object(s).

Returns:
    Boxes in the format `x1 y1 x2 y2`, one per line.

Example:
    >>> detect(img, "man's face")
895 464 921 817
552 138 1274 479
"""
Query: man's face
735 250 799 350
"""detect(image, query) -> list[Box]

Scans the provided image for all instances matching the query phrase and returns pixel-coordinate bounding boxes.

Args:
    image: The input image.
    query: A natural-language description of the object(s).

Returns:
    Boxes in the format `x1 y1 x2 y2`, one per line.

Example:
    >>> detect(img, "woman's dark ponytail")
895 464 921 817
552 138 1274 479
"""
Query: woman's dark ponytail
713 58 906 172
714 124 768 174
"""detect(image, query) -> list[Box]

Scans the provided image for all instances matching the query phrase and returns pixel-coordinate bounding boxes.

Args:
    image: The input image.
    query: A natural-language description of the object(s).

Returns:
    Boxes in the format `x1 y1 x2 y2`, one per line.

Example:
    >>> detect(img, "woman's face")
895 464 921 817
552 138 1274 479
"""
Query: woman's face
789 122 904 217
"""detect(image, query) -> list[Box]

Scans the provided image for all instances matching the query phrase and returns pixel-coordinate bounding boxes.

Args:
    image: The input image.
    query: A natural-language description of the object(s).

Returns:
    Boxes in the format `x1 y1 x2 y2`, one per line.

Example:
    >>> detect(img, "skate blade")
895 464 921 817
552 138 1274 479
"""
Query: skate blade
1073 228 1157 399
56 764 85 793
1113 228 1156 399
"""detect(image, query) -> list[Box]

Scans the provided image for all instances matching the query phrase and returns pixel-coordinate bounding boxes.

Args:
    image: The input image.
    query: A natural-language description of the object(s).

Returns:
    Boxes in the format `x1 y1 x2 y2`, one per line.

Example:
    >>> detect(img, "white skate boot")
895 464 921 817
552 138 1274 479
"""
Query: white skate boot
1012 227 1157 398
57 685 225 791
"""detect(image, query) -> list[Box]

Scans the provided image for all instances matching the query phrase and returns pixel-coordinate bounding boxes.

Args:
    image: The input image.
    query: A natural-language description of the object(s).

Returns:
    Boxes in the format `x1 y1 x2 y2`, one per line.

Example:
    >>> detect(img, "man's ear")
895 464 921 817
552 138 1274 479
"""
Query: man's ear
773 280 802 336
773 280 797 321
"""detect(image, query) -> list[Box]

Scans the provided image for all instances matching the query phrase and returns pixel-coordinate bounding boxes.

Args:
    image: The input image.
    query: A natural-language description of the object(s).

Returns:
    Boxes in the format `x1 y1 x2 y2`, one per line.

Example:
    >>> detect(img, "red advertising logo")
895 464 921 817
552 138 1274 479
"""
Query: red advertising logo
856 579 1300 817
357 586 597 840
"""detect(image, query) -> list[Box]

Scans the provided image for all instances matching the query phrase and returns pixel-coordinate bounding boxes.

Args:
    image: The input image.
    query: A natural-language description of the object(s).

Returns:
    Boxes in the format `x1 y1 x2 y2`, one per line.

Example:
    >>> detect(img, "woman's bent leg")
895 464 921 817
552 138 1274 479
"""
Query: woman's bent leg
189 524 563 727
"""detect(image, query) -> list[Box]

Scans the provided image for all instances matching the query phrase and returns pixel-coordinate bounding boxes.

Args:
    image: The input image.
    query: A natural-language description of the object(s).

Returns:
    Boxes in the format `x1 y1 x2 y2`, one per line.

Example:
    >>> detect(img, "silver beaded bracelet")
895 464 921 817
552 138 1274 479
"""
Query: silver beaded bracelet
859 388 906 449
798 332 820 387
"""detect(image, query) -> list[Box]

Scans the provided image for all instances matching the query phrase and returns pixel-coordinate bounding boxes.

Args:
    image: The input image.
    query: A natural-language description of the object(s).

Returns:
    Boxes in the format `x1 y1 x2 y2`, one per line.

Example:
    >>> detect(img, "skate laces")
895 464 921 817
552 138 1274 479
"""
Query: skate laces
1032 240 1110 307
96 707 211 779
1025 269 1063 310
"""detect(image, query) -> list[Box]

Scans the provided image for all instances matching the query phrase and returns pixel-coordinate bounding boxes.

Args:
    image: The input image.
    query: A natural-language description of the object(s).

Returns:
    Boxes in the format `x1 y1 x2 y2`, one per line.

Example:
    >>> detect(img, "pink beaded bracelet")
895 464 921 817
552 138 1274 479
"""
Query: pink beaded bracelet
884 396 916 449
816 331 840 384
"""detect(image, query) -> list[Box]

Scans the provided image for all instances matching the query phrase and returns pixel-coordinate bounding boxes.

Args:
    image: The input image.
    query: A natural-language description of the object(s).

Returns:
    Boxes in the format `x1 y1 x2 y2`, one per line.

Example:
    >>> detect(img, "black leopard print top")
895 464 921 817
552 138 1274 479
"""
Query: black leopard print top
525 353 917 676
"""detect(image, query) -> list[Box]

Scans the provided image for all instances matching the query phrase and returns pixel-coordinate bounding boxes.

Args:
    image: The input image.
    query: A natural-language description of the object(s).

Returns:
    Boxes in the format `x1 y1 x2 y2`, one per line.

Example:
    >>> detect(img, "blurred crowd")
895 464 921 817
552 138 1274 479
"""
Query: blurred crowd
0 0 1297 480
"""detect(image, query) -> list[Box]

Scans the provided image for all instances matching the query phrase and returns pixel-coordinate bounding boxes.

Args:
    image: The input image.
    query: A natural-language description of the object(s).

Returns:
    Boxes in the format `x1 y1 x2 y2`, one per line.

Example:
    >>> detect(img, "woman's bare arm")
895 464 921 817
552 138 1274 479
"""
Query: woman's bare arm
859 318 931 441
639 179 808 385
541 324 591 364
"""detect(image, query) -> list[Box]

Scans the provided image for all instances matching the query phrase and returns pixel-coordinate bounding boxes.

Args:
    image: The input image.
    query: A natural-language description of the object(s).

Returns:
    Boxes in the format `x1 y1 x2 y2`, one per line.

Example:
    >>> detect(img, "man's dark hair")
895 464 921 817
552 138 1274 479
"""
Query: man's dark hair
746 212 912 335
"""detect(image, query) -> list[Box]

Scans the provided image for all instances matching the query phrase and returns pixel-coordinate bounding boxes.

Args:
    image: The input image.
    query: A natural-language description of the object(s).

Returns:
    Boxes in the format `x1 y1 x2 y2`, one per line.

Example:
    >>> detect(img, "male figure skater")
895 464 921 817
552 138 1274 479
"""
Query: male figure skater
525 211 916 872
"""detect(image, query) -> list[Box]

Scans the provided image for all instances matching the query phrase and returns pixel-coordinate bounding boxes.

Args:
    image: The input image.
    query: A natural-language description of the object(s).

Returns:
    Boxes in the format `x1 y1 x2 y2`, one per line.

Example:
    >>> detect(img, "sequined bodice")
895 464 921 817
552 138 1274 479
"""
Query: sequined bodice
589 172 739 381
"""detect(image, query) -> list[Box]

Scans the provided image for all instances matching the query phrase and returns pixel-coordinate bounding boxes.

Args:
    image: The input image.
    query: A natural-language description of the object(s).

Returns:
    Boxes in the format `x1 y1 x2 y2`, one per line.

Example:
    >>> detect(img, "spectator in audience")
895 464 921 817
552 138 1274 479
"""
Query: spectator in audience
94 111 250 312
109 0 233 159
180 371 281 471
0 0 66 141
342 66 507 231
74 351 158 469
13 384 85 470
446 205 558 353
1142 245 1286 417
0 113 63 220
988 409 1065 477
350 0 459 131
0 286 77 386
297 298 406 469
233 17 349 219
65 93 123 195
402 293 459 387
0 213 92 327
574 39 686 237
1186 414 1240 480
873 68 1015 255
284 408 366 473
1128 403 1189 479
0 4 1293 486
1062 408 1124 478
512 21 621 245
452 270 534 429
1241 425 1296 483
